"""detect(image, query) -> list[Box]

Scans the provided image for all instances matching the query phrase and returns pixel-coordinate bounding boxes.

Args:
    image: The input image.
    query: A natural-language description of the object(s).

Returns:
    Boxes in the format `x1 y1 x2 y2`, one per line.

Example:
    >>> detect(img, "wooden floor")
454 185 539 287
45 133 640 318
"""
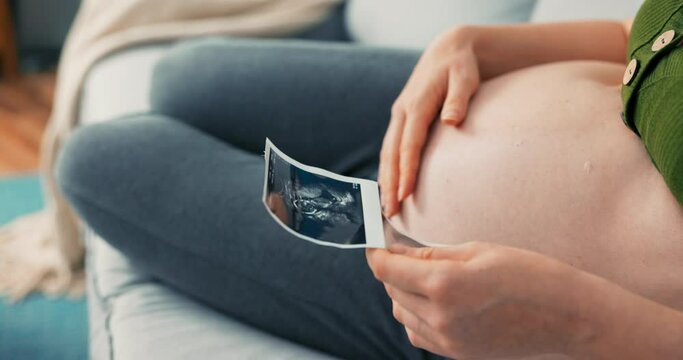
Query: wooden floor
0 73 54 176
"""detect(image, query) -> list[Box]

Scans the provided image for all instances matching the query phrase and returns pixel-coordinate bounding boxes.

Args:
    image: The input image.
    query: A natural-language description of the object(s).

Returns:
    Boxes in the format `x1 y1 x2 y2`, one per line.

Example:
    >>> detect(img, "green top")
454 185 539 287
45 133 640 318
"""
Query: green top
622 0 683 206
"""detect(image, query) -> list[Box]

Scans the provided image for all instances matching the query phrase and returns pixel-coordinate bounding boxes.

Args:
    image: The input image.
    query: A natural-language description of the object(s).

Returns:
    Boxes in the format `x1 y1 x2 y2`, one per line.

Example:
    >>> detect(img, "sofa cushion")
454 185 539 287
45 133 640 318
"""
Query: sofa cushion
530 0 644 22
345 0 537 49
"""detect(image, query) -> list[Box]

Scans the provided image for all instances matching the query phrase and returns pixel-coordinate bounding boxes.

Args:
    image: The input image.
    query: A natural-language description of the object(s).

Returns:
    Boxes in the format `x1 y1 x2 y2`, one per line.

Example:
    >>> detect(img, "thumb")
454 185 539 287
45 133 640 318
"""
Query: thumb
390 241 483 262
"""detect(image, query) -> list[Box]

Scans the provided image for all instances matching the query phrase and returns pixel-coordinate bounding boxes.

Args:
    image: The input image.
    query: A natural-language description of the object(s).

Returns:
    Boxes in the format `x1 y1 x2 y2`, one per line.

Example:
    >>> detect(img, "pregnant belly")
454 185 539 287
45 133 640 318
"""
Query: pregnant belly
392 61 683 309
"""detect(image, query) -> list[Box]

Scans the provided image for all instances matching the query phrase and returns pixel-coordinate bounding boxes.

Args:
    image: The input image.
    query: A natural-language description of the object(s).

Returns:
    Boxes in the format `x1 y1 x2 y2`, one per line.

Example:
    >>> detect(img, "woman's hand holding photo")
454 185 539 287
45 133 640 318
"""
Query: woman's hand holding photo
367 244 683 360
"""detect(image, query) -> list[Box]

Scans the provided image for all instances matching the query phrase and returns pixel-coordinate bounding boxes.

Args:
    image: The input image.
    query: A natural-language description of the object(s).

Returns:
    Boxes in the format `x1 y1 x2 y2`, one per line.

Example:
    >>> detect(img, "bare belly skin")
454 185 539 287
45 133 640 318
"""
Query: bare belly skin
391 61 683 316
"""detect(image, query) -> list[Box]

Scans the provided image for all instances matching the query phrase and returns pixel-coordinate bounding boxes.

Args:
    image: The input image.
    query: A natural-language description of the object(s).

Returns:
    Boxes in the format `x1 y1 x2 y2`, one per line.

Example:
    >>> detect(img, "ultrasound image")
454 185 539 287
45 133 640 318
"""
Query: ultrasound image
265 149 366 245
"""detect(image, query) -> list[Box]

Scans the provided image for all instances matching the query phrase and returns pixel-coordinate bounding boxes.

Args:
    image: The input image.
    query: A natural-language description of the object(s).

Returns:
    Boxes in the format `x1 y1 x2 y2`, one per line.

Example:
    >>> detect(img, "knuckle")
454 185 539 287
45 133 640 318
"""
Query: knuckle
383 189 396 202
379 149 394 164
463 72 480 89
418 247 435 260
486 248 510 265
464 78 479 91
464 240 488 252
371 259 385 279
399 142 419 155
445 263 465 285
391 303 401 321
384 284 395 298
405 101 425 116
450 68 477 89
487 244 505 256
433 29 452 45
406 330 420 347
430 316 450 334
425 274 448 299
382 177 397 192
444 341 465 359
391 102 405 117
401 159 419 174
451 59 467 73
457 72 473 84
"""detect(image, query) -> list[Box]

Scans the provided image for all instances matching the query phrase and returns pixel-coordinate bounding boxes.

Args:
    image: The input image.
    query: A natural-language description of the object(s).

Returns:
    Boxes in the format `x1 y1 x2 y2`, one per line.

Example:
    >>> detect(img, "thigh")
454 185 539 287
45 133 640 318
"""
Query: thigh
150 38 420 175
57 116 437 360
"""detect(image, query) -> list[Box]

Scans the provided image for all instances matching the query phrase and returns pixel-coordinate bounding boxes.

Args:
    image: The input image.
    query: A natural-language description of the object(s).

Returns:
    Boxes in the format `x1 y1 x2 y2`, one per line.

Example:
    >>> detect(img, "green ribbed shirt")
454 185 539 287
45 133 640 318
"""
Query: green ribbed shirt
622 0 683 207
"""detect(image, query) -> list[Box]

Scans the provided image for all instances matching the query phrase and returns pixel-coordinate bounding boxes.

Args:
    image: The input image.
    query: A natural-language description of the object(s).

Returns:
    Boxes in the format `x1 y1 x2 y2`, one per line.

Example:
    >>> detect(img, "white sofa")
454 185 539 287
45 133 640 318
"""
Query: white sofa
79 1 643 358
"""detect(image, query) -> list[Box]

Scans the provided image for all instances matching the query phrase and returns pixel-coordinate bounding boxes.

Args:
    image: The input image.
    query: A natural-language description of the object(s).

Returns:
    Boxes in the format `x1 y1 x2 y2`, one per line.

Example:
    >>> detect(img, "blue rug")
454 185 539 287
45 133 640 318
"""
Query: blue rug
0 175 88 360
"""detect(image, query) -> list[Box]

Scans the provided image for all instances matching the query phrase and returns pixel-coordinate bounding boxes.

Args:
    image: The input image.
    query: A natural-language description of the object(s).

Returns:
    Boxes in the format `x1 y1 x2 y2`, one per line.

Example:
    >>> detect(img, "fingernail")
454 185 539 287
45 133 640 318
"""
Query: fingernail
441 110 460 122
385 204 395 217
383 203 392 217
398 185 406 201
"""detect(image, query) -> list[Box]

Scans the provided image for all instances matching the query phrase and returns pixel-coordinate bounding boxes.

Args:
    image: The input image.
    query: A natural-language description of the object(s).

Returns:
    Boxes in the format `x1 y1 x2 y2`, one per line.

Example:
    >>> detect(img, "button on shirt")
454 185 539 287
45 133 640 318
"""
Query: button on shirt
651 29 676 51
622 58 639 85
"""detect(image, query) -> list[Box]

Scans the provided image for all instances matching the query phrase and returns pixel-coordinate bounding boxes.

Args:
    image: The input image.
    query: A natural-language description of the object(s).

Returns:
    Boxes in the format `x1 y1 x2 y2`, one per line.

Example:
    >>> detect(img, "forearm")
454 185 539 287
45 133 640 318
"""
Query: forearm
575 272 683 359
459 21 630 80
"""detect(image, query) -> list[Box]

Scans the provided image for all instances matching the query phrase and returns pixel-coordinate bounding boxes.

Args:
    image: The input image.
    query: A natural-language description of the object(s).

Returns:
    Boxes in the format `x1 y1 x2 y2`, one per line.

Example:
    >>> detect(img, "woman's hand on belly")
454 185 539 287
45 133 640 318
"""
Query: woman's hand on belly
379 19 633 219
366 243 683 360
379 27 480 217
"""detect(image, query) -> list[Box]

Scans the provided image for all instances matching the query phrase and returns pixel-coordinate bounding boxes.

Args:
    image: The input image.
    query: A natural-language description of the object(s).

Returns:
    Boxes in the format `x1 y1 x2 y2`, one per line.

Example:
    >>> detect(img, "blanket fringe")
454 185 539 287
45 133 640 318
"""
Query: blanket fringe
0 211 84 303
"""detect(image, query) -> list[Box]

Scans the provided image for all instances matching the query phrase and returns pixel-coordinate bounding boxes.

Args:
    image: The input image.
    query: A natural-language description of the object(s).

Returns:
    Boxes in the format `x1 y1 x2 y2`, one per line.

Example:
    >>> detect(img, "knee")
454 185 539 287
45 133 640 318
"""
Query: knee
56 121 119 203
55 116 162 252
56 116 167 207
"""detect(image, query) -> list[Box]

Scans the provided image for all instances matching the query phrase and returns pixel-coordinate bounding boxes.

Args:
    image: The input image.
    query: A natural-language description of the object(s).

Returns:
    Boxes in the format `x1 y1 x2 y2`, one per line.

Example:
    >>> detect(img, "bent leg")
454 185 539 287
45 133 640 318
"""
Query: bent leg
57 116 437 360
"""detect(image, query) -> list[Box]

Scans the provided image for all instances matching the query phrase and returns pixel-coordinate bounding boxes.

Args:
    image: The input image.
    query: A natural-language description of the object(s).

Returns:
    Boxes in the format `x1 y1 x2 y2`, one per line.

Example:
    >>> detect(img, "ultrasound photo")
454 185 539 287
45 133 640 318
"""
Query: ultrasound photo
262 139 441 249
262 139 385 248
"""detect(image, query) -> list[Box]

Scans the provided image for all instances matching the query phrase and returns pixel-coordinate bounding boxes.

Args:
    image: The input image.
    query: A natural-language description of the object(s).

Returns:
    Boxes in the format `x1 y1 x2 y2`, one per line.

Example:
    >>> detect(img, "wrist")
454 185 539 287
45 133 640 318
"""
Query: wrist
570 273 683 359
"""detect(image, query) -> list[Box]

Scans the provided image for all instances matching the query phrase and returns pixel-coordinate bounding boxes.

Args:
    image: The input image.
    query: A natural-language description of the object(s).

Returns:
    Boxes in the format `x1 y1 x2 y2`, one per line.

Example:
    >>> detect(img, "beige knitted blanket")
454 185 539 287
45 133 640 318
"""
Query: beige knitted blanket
0 0 339 301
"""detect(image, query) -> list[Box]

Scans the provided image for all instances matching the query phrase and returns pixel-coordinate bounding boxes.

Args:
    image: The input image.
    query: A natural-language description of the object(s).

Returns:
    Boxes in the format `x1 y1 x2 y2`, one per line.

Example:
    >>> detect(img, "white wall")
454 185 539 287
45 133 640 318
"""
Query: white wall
531 0 644 22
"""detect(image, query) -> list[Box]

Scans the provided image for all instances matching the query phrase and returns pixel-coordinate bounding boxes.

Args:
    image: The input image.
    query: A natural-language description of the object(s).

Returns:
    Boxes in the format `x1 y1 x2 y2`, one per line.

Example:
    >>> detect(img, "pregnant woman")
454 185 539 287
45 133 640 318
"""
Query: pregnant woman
57 0 683 359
